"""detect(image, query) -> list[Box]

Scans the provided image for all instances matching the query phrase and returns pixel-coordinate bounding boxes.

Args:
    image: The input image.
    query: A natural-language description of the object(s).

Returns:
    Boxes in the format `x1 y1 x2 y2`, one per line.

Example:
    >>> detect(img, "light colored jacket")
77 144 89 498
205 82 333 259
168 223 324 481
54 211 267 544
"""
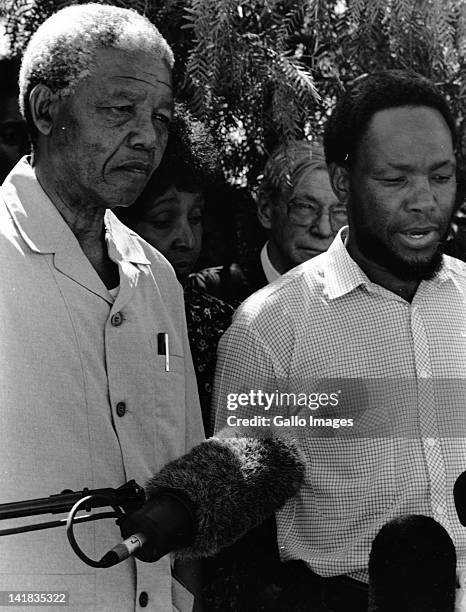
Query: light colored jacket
0 158 204 611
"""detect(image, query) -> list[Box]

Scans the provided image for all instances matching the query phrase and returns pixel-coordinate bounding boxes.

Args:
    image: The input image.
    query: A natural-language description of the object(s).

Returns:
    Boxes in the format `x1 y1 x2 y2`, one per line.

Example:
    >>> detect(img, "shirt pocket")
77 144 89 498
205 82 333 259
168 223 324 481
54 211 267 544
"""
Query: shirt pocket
153 354 186 409
154 354 186 374
150 354 189 461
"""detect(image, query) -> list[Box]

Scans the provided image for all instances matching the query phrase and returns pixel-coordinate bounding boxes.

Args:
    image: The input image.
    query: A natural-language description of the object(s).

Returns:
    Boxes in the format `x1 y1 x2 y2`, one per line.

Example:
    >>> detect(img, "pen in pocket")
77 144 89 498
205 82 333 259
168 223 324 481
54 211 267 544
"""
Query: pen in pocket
157 332 170 372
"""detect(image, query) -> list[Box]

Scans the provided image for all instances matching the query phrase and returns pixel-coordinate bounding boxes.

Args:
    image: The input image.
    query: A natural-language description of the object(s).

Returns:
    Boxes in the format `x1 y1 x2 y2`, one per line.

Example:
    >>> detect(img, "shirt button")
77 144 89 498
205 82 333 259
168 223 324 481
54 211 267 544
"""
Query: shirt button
425 437 437 447
436 505 445 516
139 592 148 607
419 369 429 378
116 402 126 417
111 312 123 327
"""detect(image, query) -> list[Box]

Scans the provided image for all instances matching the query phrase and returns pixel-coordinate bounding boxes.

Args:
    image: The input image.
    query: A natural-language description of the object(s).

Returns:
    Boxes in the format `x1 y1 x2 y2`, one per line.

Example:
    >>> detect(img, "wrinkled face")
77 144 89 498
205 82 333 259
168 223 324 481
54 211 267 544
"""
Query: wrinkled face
0 95 29 182
347 106 456 281
133 186 204 285
47 47 173 209
264 167 346 273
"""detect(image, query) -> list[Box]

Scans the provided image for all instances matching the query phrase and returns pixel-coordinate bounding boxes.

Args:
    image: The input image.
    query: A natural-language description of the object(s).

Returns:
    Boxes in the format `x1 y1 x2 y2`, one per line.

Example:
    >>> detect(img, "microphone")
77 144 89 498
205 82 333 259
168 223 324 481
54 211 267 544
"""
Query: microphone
100 493 195 566
368 515 456 612
454 471 466 525
100 533 147 567
100 428 306 566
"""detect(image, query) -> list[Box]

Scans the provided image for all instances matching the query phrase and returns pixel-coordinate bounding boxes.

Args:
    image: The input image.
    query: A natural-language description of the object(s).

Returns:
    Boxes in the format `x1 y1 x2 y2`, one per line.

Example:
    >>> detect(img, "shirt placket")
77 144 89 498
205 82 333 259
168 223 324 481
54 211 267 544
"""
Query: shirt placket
410 301 449 527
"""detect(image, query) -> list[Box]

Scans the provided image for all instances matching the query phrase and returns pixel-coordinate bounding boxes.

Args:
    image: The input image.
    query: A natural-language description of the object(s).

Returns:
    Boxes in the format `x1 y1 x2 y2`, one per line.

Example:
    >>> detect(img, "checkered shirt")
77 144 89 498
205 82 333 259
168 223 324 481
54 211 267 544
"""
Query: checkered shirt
212 228 466 583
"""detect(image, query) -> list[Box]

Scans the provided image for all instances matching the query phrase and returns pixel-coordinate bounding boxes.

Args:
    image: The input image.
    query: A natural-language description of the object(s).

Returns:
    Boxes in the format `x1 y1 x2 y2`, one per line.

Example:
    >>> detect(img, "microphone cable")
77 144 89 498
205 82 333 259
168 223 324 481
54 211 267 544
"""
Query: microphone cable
66 493 125 568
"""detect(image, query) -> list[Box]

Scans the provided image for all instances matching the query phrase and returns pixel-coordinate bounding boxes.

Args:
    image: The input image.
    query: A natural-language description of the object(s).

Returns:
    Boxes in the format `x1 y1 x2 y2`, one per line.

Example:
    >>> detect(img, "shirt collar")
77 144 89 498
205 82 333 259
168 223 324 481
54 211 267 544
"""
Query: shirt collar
260 241 282 283
104 210 150 265
324 226 458 300
324 227 370 299
436 254 466 294
1 156 149 265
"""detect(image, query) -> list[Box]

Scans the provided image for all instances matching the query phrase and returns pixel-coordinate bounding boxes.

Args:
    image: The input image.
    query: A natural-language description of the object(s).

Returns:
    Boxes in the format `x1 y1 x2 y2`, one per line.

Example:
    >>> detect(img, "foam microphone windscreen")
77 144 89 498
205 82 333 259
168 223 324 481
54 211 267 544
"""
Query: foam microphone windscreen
144 427 306 558
368 515 456 612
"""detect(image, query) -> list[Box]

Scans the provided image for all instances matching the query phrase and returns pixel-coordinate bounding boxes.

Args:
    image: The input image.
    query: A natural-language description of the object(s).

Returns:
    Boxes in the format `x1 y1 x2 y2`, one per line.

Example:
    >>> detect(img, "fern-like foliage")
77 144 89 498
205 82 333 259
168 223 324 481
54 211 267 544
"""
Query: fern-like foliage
303 0 464 160
183 0 465 185
1 0 464 189
183 0 319 184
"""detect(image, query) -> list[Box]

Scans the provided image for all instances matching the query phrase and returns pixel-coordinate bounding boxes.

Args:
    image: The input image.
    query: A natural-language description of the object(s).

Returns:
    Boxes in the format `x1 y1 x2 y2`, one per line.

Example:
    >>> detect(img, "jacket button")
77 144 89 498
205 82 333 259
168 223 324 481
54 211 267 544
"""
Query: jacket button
111 312 123 326
116 402 126 417
139 591 148 607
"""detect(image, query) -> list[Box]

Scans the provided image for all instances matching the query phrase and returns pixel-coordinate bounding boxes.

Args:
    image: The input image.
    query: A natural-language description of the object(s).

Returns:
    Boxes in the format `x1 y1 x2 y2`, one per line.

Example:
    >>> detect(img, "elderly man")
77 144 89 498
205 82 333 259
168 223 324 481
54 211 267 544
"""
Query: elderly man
256 141 347 280
0 5 203 611
212 70 464 611
190 141 346 306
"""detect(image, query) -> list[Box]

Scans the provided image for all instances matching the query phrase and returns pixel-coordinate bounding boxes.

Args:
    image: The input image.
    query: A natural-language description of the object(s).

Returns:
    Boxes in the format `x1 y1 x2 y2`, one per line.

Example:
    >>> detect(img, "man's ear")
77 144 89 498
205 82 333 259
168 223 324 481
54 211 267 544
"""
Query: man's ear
28 84 60 136
328 162 351 206
257 195 274 231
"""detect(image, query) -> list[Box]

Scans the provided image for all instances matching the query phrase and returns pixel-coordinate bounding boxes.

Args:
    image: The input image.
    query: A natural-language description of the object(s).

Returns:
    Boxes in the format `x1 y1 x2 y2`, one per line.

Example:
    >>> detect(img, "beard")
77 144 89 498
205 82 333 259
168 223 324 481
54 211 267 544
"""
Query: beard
349 196 449 283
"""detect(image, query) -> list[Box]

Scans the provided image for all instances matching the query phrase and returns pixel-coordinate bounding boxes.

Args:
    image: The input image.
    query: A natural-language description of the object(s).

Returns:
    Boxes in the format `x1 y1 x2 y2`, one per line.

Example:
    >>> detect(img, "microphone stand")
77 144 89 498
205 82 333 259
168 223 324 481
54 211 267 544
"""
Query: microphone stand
0 480 145 567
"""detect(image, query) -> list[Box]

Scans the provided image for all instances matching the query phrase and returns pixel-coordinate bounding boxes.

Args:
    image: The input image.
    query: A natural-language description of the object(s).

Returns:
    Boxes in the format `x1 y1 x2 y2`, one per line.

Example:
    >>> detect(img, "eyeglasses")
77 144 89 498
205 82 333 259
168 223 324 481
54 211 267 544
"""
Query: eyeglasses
287 200 348 229
0 121 29 147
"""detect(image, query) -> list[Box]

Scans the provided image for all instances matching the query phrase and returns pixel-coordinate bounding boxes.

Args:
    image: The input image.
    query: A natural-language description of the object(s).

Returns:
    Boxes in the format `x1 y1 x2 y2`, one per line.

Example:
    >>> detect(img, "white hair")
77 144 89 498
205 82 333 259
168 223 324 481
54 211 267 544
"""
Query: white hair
19 3 174 137
258 140 327 206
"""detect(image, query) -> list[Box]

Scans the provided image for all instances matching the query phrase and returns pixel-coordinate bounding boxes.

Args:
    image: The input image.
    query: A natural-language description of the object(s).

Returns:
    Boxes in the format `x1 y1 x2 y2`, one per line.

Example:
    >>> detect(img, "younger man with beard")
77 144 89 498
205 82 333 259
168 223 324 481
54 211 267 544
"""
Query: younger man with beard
211 70 465 611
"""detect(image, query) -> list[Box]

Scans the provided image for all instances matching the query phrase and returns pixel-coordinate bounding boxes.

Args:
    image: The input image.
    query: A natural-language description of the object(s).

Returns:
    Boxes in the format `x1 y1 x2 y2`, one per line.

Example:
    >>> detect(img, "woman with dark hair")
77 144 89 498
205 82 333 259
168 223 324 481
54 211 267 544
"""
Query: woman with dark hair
117 103 233 435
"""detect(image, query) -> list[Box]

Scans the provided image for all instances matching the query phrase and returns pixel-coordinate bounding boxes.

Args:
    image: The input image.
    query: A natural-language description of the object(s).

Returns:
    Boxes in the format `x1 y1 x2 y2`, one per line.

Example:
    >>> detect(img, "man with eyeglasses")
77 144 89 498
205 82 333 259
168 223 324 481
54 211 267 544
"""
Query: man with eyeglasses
190 141 346 307
257 141 347 282
0 56 29 182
